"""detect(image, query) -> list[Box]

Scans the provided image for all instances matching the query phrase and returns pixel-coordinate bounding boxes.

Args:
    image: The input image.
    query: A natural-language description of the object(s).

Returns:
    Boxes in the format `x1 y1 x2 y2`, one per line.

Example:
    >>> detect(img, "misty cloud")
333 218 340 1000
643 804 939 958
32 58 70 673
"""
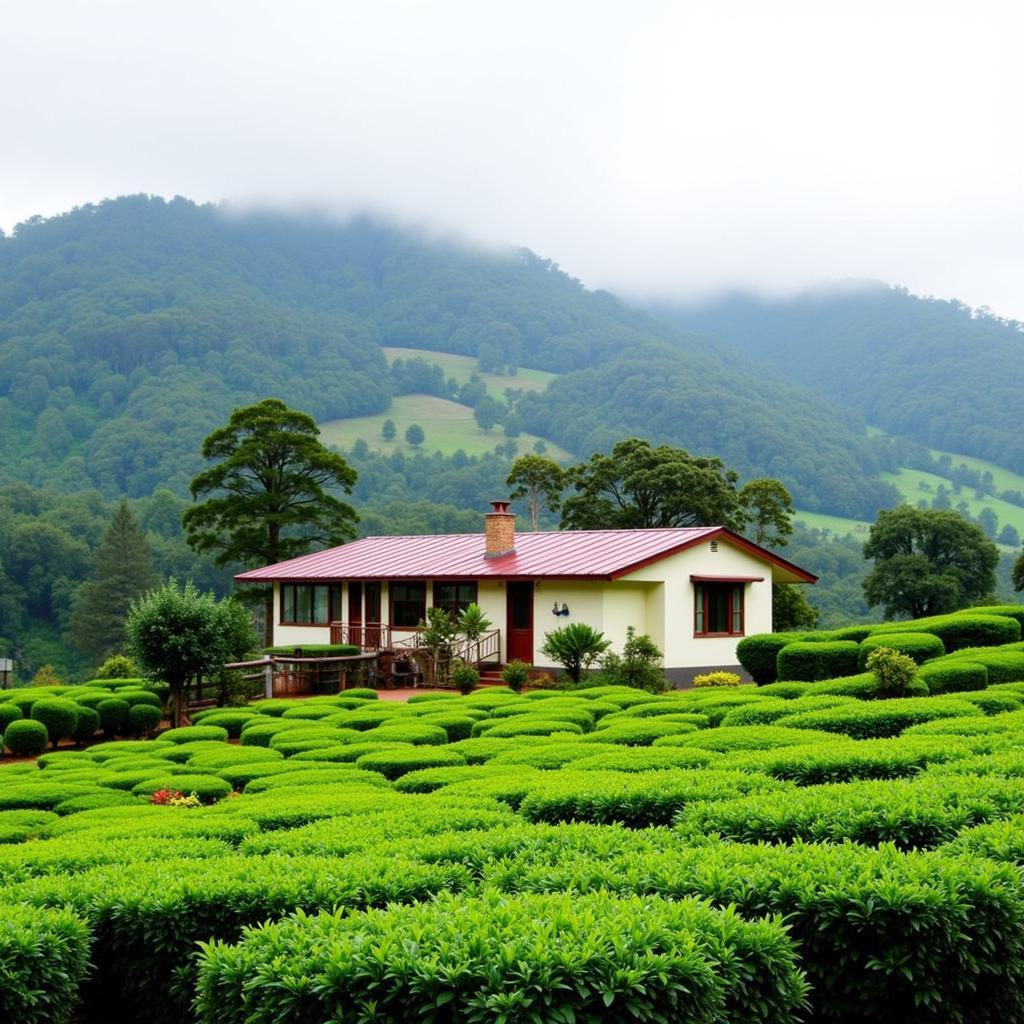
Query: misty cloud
3 0 1023 317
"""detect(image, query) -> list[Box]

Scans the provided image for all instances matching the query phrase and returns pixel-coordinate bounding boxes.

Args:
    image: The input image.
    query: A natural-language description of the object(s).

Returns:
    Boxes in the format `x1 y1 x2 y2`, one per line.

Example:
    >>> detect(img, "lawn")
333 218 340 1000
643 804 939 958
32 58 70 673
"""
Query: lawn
320 393 572 460
793 509 871 537
382 347 557 394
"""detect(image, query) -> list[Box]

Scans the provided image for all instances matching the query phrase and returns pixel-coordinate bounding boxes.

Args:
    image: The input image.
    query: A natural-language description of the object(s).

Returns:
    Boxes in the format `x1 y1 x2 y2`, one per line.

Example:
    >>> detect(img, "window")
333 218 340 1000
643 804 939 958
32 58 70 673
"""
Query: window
280 583 333 625
433 581 478 616
391 581 427 627
694 583 744 636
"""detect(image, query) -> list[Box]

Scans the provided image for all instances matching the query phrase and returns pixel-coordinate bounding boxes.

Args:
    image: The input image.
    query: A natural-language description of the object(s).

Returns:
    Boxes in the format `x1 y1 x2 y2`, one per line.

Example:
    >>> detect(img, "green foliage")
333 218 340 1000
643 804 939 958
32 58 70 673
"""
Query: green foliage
31 698 80 748
776 640 861 681
777 696 979 739
863 506 1000 619
506 453 564 530
125 579 257 726
354 748 466 780
0 905 91 1024
455 603 491 641
93 654 139 679
71 706 100 743
195 892 806 1024
693 671 741 688
739 477 794 547
161 725 230 745
449 661 479 695
865 646 919 698
736 632 811 684
403 422 425 446
599 627 665 692
540 622 611 682
771 583 820 630
4 719 49 756
500 660 531 692
917 660 989 694
858 631 945 669
97 698 131 737
560 437 746 531
126 704 161 738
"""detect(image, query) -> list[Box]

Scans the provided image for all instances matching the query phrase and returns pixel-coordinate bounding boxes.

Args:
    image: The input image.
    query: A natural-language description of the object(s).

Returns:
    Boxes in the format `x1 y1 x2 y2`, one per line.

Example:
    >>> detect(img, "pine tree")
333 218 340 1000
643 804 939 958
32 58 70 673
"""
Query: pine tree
68 500 159 662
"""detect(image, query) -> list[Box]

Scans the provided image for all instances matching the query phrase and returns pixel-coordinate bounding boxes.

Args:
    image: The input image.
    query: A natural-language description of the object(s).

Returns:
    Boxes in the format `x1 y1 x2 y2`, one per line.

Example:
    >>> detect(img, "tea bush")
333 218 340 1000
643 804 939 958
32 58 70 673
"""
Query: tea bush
354 748 467 780
4 719 49 757
777 641 862 681
736 631 811 683
776 697 980 739
858 631 946 668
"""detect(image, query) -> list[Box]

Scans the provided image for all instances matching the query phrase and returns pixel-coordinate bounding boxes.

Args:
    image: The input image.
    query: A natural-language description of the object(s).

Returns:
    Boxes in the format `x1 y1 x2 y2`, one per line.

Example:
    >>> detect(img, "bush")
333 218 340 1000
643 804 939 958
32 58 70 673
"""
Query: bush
0 703 21 732
858 631 945 669
917 660 988 694
736 632 811 684
659 725 837 752
372 722 450 746
803 672 930 700
30 698 80 748
72 706 101 743
481 718 585 739
777 641 861 681
540 622 611 682
450 661 480 695
501 660 531 692
4 719 49 757
776 697 979 739
599 627 666 692
160 725 230 744
130 774 234 802
865 646 919 697
97 698 131 736
755 682 810 699
194 891 807 1024
692 671 741 687
116 689 164 709
873 612 1021 651
0 905 91 1024
355 747 467 780
126 704 162 738
415 713 477 742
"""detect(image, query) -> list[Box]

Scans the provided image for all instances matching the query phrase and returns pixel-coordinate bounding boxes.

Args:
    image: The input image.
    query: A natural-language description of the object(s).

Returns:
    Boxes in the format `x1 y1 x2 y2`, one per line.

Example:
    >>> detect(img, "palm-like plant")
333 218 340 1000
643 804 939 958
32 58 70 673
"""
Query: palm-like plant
540 622 611 683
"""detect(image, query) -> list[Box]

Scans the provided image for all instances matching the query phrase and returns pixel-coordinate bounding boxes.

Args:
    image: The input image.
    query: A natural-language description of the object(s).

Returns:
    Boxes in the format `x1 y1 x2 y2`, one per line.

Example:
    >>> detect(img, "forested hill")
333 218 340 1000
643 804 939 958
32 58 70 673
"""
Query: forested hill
650 285 1024 474
0 195 895 516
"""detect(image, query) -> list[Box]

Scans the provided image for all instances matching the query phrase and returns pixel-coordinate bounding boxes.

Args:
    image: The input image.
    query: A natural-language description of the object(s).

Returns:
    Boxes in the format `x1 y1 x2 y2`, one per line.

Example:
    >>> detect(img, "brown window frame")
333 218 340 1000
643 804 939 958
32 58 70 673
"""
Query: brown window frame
432 581 478 617
694 582 745 637
279 583 337 626
389 580 427 628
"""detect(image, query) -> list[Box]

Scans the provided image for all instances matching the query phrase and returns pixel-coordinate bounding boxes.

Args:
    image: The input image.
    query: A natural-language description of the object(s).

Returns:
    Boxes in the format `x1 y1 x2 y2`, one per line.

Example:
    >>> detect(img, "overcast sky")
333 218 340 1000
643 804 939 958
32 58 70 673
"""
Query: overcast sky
3 0 1023 317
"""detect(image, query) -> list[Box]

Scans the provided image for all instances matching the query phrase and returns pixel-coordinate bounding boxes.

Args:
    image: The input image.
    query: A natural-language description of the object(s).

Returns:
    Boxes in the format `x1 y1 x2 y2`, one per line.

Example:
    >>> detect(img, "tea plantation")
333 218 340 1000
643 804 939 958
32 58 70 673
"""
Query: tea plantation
8 608 1024 1022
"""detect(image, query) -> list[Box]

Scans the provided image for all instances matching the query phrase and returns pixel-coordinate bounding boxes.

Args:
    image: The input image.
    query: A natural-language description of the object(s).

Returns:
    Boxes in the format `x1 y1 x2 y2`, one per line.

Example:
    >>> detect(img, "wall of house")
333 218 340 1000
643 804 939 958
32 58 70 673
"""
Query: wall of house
622 538 775 676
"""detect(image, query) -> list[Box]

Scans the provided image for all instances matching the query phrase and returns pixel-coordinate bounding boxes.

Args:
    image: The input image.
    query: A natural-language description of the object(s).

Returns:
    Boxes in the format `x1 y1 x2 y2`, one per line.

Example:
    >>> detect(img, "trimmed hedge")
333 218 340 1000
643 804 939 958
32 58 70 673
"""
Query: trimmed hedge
160 725 230 745
126 704 161 737
917 660 988 694
4 719 49 757
130 774 234 802
30 699 79 747
354 748 467 780
195 892 807 1024
777 641 861 682
0 904 91 1024
97 698 130 736
776 697 979 739
858 632 945 669
873 612 1021 651
736 632 810 684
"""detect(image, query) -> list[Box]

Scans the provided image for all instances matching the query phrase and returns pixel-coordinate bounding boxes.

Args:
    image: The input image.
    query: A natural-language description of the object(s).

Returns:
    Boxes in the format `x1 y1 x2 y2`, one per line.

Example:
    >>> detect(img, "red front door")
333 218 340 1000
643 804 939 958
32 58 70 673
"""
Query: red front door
506 582 534 664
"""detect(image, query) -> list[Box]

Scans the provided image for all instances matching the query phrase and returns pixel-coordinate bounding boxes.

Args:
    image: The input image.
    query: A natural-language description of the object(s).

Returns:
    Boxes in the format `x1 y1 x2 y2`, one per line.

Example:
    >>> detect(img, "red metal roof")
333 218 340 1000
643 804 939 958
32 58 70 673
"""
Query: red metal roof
235 527 817 584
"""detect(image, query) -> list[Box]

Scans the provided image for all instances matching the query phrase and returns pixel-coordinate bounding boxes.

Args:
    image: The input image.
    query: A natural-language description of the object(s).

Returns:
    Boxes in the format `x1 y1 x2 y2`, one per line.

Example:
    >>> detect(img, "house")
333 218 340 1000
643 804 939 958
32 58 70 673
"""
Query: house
236 501 817 683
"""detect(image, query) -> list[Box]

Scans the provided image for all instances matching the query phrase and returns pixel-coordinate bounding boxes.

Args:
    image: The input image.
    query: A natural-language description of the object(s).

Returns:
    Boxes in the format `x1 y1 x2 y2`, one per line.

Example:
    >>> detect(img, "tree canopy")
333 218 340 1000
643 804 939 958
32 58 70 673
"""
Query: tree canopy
740 478 794 547
862 506 999 619
560 438 746 531
506 454 564 530
183 399 358 642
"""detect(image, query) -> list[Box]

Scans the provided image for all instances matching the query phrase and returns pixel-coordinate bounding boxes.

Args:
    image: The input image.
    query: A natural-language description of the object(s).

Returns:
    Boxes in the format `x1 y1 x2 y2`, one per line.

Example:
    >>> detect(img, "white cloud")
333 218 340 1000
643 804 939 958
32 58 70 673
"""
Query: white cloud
2 0 1023 317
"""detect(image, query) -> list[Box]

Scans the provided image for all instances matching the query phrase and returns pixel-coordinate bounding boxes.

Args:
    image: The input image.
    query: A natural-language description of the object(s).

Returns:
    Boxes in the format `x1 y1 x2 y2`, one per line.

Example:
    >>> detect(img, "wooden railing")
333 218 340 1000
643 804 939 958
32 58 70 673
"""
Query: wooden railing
454 629 502 668
329 621 392 652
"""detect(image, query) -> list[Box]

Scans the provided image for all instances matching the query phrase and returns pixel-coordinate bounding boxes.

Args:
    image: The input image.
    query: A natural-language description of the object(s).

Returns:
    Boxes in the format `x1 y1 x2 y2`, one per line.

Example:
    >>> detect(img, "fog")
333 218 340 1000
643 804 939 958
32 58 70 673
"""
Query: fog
3 0 1023 317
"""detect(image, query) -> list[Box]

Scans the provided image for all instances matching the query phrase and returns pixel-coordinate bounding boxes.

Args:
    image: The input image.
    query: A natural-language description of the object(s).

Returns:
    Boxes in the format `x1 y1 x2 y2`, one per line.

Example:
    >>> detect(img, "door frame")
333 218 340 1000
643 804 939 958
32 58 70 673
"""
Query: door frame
506 581 534 664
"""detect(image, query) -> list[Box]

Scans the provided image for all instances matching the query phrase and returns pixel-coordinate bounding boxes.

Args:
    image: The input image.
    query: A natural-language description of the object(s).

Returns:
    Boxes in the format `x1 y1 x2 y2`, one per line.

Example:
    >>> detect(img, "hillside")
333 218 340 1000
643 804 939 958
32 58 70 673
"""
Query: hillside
651 284 1024 473
0 195 896 518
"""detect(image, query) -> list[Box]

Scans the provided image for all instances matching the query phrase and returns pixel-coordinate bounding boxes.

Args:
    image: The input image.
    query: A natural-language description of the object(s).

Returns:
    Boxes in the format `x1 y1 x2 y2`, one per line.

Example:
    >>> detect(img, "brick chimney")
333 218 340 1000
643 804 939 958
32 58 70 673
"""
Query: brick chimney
485 500 516 558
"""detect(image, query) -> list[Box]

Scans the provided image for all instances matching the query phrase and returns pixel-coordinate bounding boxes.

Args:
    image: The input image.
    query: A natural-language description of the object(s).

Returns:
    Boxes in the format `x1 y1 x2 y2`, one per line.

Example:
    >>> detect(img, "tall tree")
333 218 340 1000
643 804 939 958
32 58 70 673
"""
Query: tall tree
560 438 745 531
862 506 998 619
125 579 257 727
183 399 358 643
506 454 564 530
67 500 159 663
740 478 794 547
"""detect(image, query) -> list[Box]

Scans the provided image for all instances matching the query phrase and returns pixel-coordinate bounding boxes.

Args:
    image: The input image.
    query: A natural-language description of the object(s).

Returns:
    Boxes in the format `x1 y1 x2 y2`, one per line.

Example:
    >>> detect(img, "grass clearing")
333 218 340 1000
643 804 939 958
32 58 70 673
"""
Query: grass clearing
320 394 572 460
382 347 557 395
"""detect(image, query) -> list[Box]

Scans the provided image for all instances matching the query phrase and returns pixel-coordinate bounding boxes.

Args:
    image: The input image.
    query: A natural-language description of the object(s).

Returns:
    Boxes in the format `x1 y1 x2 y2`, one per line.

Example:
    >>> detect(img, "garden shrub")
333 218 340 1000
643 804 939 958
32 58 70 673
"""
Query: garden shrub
86 740 173 760
393 765 515 793
777 641 861 681
160 725 230 744
583 719 698 746
30 698 80 748
446 735 555 764
490 840 1024 1024
4 719 49 757
450 660 480 695
873 612 1021 651
570 747 721 771
917 660 988 694
187 747 283 770
477 718 585 739
865 646 919 697
0 702 22 731
719 696 854 727
676 774 1024 848
803 672 929 700
776 697 979 739
372 721 450 746
0 809 59 843
152 740 232 763
97 698 131 736
500 660 531 692
858 631 945 669
962 604 1024 629
280 705 338 721
115 689 163 709
355 747 467 780
243 768 389 793
953 692 1024 716
239 720 310 746
518 769 785 827
414 713 477 742
489 742 622 771
126 704 162 737
0 904 91 1024
212 761 318 791
53 791 141 814
286 742 413 765
938 645 1024 684
692 671 741 687
72 706 101 743
269 736 346 757
755 681 810 699
601 703 709 725
194 891 807 1024
340 688 378 700
736 632 810 684
658 725 838 752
